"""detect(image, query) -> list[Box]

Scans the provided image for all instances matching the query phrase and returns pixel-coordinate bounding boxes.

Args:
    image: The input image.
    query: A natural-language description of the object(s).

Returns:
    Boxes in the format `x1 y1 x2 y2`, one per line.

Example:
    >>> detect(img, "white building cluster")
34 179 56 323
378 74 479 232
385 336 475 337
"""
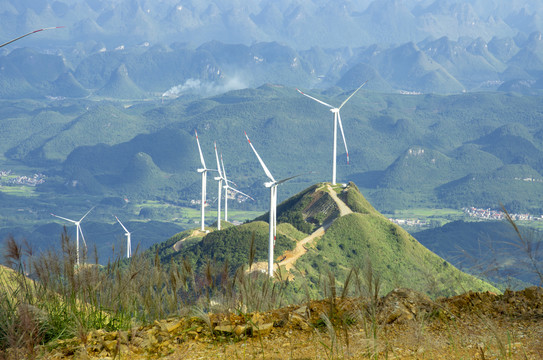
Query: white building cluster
463 207 543 221
0 170 46 186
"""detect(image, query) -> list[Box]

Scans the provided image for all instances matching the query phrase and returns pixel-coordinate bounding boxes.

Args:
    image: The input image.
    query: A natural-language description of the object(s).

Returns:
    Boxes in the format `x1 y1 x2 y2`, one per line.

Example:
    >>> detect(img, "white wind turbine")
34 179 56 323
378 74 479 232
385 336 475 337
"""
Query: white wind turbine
245 131 302 277
50 207 94 266
114 216 132 258
195 130 215 232
220 153 253 223
297 81 367 185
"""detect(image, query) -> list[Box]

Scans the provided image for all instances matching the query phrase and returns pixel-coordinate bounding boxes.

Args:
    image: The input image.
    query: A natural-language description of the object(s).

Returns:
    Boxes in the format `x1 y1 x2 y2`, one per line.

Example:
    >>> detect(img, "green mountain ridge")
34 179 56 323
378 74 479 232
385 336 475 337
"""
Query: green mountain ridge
4 88 543 213
150 182 497 298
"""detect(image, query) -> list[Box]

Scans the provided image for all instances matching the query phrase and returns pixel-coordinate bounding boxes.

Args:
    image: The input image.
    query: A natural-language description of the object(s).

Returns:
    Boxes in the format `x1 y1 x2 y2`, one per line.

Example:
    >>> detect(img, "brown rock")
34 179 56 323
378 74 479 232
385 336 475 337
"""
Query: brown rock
251 322 274 337
214 324 235 334
103 340 117 352
291 313 311 331
379 288 435 324
234 324 249 336
74 347 91 360
251 312 263 325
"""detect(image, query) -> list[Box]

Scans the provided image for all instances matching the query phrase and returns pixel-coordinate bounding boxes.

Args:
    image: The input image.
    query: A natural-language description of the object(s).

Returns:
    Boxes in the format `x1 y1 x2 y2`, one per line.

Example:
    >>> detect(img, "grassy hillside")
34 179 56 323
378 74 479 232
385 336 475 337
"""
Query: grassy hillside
153 182 497 298
154 221 296 274
292 183 495 297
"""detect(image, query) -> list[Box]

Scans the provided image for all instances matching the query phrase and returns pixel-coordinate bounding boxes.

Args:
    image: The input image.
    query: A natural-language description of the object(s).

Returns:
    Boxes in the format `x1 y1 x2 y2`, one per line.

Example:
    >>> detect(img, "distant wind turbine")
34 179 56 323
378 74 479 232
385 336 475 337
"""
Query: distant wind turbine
114 216 132 258
50 207 94 266
220 153 253 223
297 81 367 185
195 130 216 232
0 27 64 48
245 131 303 277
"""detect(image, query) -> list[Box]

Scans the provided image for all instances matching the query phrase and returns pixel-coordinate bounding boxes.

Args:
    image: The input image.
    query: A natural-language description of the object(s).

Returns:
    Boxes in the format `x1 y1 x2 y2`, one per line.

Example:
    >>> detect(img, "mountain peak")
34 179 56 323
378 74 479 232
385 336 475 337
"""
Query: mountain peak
156 181 496 298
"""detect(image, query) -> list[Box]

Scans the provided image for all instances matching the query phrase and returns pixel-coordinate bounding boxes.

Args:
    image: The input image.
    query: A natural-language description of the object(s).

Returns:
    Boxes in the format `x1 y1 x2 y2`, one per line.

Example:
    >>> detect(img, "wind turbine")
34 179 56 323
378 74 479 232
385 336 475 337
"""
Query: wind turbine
220 153 253 223
1 27 64 48
244 131 302 277
297 81 367 185
114 216 132 258
195 130 216 232
50 207 93 266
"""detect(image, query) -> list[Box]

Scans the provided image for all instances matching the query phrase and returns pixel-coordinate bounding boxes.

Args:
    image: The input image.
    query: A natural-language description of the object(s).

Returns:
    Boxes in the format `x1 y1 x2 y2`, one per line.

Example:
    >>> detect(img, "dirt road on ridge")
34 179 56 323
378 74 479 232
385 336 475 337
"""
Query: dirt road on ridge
251 184 353 273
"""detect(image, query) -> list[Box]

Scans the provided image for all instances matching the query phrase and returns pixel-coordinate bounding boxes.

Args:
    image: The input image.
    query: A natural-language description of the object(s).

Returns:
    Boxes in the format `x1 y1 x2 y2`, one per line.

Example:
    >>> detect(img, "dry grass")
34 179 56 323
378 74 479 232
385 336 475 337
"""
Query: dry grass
1 221 542 359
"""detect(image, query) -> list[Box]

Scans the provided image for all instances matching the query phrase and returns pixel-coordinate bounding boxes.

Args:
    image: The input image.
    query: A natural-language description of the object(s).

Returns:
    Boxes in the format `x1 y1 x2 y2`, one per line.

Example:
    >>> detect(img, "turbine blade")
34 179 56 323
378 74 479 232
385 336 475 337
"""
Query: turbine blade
244 131 276 183
228 187 255 201
220 154 227 182
79 225 87 250
338 80 368 110
79 206 95 222
275 172 306 185
195 130 207 168
50 213 77 224
296 88 334 108
337 112 349 164
214 142 222 178
220 154 237 187
0 26 64 48
115 215 129 233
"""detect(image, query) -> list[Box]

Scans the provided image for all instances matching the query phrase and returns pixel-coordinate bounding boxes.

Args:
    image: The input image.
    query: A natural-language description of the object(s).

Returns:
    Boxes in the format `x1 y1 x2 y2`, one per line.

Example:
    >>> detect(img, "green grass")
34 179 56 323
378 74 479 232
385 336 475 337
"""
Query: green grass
302 212 497 297
0 185 38 197
277 223 308 241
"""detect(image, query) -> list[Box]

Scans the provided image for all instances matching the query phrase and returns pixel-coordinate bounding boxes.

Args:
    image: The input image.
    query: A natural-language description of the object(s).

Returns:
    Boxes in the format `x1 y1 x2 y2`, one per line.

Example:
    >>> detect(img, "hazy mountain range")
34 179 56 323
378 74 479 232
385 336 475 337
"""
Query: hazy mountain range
2 0 543 50
3 1 543 96
2 33 543 98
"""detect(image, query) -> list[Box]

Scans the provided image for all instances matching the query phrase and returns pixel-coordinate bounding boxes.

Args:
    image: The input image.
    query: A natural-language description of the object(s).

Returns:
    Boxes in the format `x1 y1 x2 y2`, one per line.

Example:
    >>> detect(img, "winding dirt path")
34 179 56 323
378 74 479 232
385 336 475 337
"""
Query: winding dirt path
281 226 325 271
326 184 352 216
250 184 353 274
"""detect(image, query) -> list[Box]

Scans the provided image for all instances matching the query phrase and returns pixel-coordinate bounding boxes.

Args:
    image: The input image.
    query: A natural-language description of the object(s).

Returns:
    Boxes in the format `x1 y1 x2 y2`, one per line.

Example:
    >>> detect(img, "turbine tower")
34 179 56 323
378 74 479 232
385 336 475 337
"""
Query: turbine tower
213 142 223 230
220 153 253 223
297 81 367 185
245 132 302 277
50 207 93 266
195 130 215 232
115 216 132 258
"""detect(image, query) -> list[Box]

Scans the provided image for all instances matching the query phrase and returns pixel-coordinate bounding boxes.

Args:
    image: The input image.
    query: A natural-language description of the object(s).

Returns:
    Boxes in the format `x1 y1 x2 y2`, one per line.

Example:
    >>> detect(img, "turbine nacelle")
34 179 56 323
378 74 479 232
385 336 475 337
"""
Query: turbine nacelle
197 168 206 173
264 181 275 188
297 81 367 185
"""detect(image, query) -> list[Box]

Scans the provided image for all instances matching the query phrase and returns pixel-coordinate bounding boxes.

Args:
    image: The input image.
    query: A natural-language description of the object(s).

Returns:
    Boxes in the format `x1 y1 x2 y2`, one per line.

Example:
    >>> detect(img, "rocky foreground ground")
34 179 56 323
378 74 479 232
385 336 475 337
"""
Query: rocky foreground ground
18 287 543 359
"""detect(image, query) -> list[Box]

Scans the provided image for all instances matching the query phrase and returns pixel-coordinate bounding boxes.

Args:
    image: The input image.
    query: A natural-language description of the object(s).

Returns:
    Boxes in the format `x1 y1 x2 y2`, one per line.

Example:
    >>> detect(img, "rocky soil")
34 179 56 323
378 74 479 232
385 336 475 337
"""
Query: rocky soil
21 286 543 359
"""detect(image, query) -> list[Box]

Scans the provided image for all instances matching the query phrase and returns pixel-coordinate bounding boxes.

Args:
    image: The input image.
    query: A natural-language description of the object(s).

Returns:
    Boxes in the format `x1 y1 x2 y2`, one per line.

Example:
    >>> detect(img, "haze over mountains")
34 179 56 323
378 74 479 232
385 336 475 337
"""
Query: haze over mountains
2 0 543 49
3 1 543 95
